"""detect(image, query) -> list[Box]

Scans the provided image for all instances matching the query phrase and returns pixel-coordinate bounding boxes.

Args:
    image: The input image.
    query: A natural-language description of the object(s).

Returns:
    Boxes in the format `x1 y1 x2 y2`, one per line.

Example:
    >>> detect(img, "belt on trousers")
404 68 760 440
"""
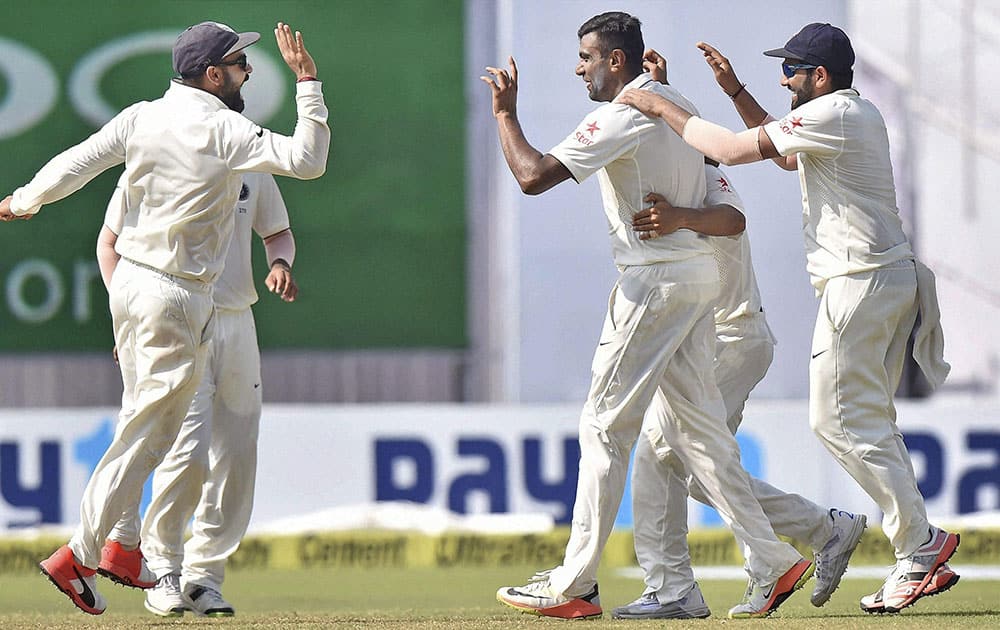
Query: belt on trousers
121 258 212 294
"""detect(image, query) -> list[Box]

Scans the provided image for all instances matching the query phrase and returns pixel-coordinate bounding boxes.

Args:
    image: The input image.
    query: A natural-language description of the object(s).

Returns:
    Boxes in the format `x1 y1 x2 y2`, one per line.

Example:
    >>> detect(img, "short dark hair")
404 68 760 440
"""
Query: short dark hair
577 12 644 74
827 69 853 90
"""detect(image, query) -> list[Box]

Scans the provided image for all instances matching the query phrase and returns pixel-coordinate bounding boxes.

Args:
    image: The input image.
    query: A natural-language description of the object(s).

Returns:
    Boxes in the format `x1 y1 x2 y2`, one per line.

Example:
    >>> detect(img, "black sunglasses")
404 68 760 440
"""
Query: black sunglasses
216 55 249 70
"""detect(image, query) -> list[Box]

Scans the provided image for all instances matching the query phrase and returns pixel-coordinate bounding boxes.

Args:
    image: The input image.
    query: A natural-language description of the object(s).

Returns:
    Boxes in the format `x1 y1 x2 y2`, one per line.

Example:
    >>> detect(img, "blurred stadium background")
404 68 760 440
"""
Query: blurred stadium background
0 0 997 620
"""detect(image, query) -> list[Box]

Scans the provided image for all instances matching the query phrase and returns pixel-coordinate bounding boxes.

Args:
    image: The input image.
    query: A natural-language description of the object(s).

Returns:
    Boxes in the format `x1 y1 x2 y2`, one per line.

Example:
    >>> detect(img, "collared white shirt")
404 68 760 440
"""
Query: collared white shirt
703 165 764 326
105 172 290 311
549 73 711 267
764 88 912 293
13 80 328 284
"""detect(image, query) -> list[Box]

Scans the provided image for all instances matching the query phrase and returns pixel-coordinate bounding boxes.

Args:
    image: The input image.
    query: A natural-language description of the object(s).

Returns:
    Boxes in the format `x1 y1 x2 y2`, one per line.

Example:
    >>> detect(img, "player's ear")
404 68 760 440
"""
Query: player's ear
813 65 830 89
609 48 626 72
205 66 224 87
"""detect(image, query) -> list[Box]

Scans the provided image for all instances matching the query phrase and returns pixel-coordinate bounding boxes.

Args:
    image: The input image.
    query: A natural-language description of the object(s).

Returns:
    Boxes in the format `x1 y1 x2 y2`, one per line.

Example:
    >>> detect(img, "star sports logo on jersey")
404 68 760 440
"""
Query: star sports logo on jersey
575 120 600 146
779 116 803 135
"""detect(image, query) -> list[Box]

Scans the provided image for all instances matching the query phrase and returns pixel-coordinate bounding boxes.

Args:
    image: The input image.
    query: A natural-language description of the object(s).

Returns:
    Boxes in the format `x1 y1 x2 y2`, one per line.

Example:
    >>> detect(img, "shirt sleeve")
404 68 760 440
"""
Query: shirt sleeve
251 173 291 238
102 173 129 235
762 98 844 159
547 104 640 183
11 103 142 215
222 81 330 180
703 165 745 212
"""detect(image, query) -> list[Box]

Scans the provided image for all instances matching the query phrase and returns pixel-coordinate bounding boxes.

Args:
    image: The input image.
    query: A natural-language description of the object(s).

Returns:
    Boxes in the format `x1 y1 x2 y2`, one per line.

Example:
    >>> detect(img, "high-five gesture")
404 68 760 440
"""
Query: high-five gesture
275 22 317 81
481 56 519 119
697 42 743 97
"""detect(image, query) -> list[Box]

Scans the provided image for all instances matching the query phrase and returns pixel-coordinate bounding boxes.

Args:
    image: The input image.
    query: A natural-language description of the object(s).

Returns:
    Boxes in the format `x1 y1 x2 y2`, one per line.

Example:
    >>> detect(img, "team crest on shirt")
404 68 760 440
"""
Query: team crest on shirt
239 183 250 201
717 176 731 192
779 116 803 134
575 120 600 146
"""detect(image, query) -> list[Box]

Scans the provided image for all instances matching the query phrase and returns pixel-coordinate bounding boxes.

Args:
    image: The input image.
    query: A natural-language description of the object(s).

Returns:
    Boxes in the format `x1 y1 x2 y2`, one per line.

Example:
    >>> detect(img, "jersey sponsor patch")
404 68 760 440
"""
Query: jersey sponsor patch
779 116 804 135
574 120 600 146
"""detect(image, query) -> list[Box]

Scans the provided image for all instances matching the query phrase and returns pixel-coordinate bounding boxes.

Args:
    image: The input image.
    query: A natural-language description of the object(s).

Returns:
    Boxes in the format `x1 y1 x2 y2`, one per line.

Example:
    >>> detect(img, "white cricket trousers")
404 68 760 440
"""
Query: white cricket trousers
632 312 831 603
110 307 262 592
69 259 213 568
809 261 927 558
546 260 802 598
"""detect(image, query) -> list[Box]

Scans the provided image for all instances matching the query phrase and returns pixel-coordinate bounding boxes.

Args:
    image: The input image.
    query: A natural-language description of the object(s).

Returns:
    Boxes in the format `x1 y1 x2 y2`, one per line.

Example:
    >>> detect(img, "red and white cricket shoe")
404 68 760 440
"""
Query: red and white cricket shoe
39 545 107 615
98 540 157 589
860 527 960 614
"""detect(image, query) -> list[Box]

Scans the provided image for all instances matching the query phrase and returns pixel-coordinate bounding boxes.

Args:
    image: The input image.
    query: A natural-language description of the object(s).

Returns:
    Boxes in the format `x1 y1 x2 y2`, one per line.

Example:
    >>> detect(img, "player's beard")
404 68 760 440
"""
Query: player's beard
220 73 247 113
790 76 816 110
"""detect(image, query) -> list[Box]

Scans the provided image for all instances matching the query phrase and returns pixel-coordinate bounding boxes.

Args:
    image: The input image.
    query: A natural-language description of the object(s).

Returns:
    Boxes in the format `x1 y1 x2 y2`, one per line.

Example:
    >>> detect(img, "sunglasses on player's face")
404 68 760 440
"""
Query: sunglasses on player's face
216 55 249 70
782 62 817 78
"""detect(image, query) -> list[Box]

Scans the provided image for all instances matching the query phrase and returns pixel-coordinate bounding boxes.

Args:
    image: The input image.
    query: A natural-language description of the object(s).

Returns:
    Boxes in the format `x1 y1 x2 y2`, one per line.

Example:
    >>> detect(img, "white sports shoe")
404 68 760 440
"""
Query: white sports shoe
611 583 711 619
183 584 235 617
860 527 960 614
811 508 867 606
144 573 187 618
496 571 602 619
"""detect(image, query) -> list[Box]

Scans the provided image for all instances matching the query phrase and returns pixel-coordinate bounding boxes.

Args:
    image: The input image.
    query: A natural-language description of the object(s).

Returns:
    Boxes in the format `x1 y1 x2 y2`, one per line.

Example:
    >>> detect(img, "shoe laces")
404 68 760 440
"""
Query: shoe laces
529 568 554 583
739 577 759 603
159 574 182 596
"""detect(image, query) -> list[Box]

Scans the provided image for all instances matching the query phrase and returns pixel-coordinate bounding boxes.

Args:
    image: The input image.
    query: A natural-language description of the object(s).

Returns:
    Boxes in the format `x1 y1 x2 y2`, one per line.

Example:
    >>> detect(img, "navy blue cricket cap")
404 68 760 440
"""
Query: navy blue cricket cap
763 23 855 74
173 21 260 77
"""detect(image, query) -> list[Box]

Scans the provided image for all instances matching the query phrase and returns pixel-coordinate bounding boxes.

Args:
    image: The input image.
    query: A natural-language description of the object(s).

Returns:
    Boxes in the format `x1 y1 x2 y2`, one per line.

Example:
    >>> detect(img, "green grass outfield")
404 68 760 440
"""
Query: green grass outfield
2 566 997 629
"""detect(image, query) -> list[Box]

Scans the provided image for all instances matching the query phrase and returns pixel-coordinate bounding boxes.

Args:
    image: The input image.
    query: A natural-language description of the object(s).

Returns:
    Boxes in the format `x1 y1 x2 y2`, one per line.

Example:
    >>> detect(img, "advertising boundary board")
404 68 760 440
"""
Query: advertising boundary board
0 401 997 536
2 527 1000 575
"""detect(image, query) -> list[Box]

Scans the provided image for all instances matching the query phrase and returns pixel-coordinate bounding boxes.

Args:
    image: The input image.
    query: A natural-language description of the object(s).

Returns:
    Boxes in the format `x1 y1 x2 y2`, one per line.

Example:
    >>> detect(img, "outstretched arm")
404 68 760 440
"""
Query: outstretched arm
480 57 571 195
697 42 796 171
633 192 744 240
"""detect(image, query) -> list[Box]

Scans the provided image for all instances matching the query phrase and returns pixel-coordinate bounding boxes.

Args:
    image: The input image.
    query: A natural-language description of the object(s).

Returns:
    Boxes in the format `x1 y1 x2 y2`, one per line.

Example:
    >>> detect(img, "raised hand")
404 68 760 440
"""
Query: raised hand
642 48 668 85
696 42 743 97
275 22 317 80
480 56 519 118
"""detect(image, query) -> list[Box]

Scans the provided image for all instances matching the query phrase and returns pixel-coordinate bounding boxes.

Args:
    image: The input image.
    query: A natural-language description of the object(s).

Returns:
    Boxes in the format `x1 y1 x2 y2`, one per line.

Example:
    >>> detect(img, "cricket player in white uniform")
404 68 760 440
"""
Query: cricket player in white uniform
616 161 866 620
620 22 958 615
98 172 297 617
0 22 328 615
482 12 811 620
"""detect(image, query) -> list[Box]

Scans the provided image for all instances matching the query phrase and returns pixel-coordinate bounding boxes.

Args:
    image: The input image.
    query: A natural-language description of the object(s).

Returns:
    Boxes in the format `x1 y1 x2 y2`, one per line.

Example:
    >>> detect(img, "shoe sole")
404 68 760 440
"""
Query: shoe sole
38 564 104 615
730 560 814 619
96 564 157 589
496 593 603 619
811 513 868 607
611 607 711 619
144 599 186 618
882 533 960 613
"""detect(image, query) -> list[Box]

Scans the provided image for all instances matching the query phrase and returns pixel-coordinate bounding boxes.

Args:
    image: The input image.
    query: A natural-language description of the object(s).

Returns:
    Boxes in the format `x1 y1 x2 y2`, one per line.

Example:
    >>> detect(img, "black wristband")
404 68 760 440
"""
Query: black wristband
271 258 291 270
728 83 747 100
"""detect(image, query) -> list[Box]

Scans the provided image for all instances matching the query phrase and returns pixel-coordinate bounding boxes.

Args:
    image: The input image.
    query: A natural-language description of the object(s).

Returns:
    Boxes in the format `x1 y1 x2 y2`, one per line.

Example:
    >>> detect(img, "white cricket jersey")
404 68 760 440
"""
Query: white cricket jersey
763 88 912 293
549 73 711 267
105 172 289 311
13 80 328 285
703 165 763 326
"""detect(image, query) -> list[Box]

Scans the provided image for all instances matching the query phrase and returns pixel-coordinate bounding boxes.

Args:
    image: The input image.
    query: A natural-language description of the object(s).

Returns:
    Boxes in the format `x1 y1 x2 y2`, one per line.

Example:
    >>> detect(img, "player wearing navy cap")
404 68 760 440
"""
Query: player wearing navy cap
618 22 958 614
1 21 329 615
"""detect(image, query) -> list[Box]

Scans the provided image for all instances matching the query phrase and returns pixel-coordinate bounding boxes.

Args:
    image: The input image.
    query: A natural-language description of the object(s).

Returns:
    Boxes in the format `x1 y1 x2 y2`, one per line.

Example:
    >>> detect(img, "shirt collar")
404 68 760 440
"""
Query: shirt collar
165 79 229 111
